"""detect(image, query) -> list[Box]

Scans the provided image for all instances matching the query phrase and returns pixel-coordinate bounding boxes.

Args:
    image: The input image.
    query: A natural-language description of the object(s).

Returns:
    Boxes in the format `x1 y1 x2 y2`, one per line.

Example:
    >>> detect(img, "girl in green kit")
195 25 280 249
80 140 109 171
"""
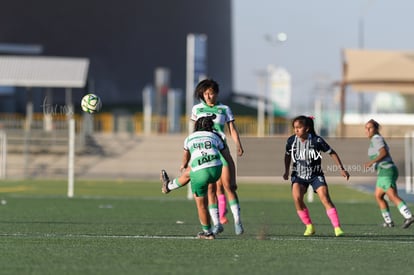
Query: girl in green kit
364 119 414 228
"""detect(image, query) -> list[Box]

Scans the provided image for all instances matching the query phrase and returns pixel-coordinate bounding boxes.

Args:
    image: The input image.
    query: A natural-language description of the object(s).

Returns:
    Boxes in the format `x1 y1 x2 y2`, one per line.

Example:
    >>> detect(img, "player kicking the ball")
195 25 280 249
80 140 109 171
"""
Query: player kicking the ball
161 115 233 239
161 79 244 236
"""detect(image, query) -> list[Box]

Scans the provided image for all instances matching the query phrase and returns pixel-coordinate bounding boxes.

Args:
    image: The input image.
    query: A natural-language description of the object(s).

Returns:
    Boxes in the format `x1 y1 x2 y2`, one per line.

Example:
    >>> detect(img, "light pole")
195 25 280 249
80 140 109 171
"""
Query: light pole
264 32 288 46
358 0 376 117
264 32 287 135
256 70 267 137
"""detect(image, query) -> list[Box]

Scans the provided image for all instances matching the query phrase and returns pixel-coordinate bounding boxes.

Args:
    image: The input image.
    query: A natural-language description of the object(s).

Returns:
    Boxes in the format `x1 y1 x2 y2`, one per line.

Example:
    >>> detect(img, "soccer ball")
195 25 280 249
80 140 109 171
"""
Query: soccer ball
81 93 102 114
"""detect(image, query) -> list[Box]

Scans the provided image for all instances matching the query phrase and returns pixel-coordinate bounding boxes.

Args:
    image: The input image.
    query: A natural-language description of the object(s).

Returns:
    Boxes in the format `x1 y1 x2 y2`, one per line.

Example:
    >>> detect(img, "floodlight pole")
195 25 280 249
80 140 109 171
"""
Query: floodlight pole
186 33 207 200
256 71 267 137
264 32 287 135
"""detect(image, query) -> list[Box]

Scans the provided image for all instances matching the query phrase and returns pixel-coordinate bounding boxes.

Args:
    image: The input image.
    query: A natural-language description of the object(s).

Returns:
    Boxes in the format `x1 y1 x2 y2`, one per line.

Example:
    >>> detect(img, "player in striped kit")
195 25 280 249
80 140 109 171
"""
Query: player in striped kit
283 115 349 237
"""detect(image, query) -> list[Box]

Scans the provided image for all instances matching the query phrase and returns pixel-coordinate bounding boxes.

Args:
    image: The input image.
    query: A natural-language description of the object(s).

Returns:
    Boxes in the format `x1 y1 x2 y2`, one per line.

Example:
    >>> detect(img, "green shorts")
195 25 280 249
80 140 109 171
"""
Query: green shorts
376 165 398 192
190 165 222 197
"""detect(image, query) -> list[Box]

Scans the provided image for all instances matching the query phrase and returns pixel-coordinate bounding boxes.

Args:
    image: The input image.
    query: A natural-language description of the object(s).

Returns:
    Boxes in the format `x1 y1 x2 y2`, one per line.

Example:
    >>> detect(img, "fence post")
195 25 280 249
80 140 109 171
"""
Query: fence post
405 131 414 194
67 118 75 198
0 130 6 179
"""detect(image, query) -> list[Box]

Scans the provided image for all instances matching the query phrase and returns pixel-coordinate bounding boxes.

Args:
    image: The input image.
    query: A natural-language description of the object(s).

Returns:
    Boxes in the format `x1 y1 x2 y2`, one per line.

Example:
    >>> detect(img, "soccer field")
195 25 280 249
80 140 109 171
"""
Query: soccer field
0 179 413 275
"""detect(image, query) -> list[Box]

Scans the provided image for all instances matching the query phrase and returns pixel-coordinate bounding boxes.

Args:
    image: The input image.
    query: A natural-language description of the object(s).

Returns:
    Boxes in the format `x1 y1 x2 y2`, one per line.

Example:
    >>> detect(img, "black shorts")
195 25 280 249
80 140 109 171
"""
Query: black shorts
291 175 327 193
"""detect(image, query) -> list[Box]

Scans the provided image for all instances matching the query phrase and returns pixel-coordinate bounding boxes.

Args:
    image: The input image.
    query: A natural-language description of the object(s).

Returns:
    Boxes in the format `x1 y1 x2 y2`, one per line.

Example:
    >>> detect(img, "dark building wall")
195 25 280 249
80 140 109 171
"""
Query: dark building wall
0 0 232 111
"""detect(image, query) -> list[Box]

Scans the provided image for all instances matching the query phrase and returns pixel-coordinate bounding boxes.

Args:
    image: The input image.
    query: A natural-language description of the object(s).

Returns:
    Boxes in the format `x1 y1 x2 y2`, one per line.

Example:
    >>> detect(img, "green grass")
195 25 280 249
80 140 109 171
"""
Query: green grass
0 179 413 274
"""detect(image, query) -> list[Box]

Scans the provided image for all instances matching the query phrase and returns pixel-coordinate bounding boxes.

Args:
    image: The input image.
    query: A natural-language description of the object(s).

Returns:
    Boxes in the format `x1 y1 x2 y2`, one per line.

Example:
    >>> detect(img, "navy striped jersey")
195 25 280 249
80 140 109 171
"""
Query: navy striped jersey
285 134 332 180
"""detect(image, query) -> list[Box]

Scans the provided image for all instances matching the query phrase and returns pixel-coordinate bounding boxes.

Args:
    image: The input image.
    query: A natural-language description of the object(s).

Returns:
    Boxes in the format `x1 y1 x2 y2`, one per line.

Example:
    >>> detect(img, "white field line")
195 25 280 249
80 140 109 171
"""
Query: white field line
0 233 197 240
0 232 413 244
269 236 414 244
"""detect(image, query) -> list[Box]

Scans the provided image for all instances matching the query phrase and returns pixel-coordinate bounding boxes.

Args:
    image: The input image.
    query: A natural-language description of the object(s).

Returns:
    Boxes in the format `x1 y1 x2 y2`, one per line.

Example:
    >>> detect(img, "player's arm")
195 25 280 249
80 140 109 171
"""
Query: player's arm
329 149 350 180
220 145 232 166
283 137 294 180
283 153 291 180
227 120 244 157
180 149 190 171
364 147 387 168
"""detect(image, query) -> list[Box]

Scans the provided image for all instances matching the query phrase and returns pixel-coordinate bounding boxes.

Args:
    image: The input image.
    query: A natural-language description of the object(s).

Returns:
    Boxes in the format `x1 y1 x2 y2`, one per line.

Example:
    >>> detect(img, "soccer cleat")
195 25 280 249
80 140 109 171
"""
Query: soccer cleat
197 231 215 240
334 227 344 237
402 216 414 229
160 169 170 194
303 224 315 236
235 221 244 235
382 221 394 228
212 224 224 235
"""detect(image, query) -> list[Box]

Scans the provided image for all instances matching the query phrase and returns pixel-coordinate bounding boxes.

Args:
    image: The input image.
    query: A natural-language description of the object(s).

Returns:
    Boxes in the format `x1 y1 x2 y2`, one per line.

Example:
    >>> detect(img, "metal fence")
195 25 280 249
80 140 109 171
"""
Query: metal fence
0 112 291 136
88 113 289 136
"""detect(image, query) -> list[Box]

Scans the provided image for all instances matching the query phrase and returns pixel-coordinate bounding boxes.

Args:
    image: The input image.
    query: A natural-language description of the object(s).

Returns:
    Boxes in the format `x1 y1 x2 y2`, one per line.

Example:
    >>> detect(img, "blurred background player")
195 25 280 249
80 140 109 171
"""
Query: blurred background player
364 119 414 228
283 115 349 237
161 115 233 239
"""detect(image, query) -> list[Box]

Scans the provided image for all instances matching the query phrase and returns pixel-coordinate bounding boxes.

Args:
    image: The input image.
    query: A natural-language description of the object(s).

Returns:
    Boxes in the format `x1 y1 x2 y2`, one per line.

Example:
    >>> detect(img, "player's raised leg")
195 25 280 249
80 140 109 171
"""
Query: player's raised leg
160 169 189 194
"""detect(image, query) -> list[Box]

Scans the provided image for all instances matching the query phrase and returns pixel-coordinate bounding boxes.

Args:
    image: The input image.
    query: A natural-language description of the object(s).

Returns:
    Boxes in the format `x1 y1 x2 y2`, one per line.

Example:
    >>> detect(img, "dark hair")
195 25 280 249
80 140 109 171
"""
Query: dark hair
194 115 216 132
194 78 219 102
292 115 317 136
366 119 380 132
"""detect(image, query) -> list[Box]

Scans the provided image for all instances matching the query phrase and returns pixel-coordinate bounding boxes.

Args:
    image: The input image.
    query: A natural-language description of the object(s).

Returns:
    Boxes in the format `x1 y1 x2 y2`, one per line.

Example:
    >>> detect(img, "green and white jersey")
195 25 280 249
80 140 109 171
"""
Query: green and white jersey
184 131 224 172
191 101 234 140
368 134 394 169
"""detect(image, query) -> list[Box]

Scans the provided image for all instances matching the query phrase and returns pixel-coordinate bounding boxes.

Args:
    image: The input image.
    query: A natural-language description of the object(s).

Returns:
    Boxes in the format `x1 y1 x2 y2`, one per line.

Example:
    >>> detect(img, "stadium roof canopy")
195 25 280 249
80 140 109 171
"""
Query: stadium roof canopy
338 49 414 136
0 55 89 88
342 49 414 93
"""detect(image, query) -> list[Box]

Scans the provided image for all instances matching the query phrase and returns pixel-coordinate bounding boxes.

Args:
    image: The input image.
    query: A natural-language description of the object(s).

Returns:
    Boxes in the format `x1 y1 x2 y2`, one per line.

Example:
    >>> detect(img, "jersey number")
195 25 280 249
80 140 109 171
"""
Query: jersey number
193 140 212 150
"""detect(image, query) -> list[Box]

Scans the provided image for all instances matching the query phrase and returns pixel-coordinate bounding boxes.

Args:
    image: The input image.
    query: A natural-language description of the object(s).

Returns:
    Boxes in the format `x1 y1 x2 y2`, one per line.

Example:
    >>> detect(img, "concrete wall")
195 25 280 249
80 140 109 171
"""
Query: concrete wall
3 134 410 187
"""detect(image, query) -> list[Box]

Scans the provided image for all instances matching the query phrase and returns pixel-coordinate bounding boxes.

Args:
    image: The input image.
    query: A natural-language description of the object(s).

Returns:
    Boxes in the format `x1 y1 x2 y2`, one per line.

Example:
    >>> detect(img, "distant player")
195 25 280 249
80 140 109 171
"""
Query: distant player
364 119 414 228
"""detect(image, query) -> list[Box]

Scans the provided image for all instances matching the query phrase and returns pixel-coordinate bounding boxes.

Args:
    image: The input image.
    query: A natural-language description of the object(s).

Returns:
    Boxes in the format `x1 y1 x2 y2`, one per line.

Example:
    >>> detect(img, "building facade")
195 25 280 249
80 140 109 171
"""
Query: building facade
0 0 232 113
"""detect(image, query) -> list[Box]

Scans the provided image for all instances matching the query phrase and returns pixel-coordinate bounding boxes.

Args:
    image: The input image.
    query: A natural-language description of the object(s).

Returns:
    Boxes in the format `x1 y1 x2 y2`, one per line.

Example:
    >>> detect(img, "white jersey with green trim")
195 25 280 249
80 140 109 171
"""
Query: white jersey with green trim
191 101 234 140
184 131 224 172
368 134 394 169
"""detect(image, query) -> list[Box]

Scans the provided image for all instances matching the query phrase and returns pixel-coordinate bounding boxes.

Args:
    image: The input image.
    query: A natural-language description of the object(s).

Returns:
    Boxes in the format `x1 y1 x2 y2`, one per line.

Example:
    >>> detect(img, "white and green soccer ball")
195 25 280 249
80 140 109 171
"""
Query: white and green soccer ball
81 93 102 114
